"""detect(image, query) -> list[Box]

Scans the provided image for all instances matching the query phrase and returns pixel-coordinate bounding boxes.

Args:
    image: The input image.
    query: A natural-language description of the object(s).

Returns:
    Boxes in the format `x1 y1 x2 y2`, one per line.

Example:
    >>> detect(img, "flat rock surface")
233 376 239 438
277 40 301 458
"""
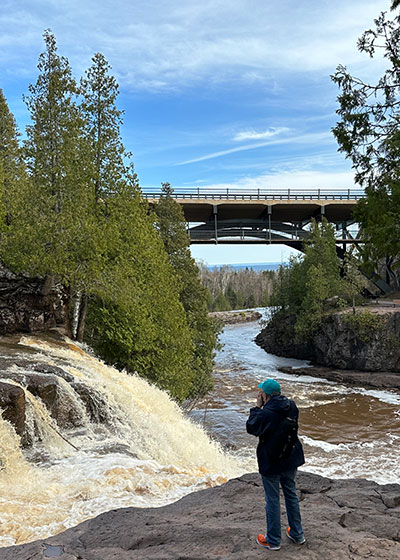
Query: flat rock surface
3 471 400 559
279 365 400 390
209 310 262 325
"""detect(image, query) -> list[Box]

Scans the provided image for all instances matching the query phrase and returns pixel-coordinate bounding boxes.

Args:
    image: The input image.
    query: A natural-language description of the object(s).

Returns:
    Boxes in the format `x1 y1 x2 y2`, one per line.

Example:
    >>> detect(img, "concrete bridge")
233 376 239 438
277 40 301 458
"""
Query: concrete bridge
142 187 364 250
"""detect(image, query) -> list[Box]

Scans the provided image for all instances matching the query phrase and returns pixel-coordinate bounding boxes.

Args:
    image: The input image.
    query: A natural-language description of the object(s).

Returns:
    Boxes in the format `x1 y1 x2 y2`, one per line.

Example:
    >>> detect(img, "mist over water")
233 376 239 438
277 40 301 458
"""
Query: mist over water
0 316 399 548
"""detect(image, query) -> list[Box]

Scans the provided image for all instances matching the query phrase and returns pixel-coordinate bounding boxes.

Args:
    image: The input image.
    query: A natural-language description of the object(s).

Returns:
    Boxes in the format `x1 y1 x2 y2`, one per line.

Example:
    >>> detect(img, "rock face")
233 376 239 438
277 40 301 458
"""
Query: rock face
255 313 313 360
0 265 64 335
3 471 400 559
0 381 26 436
256 310 400 372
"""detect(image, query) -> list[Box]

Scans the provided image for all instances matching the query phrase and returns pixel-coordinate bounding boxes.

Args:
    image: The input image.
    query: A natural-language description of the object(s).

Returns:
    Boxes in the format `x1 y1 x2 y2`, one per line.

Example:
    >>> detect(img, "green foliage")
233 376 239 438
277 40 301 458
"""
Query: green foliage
268 219 367 341
154 183 220 399
342 311 383 343
199 264 275 311
331 8 400 279
343 250 369 312
84 182 197 402
0 31 205 403
0 89 27 229
213 291 232 311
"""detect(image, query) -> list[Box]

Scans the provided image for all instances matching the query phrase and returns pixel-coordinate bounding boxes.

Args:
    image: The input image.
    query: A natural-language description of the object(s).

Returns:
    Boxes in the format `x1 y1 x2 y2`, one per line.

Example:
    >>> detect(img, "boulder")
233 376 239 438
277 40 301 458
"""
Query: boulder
0 381 26 436
256 310 400 372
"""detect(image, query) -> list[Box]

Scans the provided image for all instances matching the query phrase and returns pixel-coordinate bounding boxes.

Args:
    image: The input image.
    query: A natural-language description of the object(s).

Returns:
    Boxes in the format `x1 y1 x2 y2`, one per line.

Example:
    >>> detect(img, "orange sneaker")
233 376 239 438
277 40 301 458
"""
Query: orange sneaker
286 527 306 544
256 534 281 550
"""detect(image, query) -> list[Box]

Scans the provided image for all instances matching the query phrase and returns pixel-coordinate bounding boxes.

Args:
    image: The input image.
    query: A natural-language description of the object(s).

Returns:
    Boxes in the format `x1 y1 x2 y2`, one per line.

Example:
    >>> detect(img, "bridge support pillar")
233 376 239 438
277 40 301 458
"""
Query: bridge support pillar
268 206 272 243
213 205 218 244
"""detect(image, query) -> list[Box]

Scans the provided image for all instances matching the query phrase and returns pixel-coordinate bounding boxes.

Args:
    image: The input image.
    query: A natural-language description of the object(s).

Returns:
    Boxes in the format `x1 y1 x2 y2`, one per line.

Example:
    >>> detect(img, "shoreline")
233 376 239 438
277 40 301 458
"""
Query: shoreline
278 365 400 391
209 309 262 325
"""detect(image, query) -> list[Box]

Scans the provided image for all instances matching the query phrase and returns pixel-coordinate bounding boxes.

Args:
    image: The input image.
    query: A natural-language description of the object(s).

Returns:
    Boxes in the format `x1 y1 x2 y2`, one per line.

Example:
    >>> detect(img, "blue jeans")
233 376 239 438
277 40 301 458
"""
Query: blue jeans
261 468 304 547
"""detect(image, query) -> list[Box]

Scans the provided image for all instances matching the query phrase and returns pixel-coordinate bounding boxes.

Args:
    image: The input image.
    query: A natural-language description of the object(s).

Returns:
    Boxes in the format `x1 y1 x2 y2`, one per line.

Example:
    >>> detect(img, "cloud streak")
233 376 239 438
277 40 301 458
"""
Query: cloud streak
176 131 333 165
233 127 290 142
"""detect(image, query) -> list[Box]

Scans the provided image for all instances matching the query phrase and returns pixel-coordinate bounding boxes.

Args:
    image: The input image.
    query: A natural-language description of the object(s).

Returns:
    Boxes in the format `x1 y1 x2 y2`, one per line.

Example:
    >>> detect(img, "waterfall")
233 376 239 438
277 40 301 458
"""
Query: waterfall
0 335 253 547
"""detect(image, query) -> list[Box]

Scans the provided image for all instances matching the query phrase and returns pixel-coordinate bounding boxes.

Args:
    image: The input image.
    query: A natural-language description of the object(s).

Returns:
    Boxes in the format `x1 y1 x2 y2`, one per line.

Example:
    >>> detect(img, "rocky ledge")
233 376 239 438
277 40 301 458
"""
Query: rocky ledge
3 471 400 559
278 366 400 391
256 308 400 372
209 310 262 325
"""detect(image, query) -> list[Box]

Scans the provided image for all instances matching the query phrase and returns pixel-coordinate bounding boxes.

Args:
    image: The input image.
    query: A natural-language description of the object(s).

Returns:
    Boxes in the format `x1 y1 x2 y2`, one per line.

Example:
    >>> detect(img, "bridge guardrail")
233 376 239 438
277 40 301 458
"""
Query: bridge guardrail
141 188 365 201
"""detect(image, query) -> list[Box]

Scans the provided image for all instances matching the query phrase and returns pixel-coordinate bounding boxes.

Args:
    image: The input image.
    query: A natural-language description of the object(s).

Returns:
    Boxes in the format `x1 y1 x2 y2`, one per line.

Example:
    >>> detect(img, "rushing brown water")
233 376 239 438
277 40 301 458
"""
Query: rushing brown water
190 315 400 483
0 316 399 547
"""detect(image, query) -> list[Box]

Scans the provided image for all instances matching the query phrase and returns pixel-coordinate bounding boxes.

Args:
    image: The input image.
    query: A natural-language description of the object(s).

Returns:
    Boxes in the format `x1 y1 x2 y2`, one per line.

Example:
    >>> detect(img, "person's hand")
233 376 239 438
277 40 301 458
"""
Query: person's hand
256 391 264 408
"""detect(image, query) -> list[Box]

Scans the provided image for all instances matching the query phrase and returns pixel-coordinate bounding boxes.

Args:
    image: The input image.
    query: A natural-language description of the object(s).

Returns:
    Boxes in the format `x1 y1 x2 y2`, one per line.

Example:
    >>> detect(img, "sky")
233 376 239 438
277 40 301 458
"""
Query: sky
0 0 391 264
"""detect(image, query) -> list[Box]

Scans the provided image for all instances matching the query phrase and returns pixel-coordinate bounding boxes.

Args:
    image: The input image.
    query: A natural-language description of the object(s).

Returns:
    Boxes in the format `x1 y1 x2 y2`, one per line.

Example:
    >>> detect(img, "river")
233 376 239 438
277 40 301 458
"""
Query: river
190 316 400 483
0 317 399 547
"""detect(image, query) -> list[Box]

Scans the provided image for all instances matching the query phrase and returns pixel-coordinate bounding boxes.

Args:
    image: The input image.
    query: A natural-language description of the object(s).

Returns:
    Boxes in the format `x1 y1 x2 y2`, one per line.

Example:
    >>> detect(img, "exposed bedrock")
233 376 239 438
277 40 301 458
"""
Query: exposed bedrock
0 264 64 335
3 471 400 559
0 351 111 444
256 310 400 373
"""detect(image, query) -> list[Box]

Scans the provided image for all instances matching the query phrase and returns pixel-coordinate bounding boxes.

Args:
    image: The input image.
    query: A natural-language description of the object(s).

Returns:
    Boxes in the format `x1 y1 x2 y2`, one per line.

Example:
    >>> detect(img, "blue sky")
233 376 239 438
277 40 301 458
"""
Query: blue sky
0 0 390 264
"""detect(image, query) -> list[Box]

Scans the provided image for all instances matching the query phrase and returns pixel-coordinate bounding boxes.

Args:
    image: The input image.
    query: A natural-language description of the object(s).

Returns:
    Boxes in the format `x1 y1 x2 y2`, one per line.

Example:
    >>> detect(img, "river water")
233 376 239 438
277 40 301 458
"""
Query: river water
0 318 399 547
190 316 400 484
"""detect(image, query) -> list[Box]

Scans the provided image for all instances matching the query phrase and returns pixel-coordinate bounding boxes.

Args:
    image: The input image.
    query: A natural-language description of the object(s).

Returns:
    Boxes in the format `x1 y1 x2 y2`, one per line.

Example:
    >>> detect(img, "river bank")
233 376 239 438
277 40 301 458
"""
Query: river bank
255 306 400 372
4 470 400 559
209 309 262 325
278 365 400 391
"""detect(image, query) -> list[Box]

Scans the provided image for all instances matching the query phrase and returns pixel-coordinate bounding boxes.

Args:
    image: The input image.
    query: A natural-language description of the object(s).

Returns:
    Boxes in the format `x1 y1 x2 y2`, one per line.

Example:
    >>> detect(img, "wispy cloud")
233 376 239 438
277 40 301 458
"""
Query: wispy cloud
177 131 332 166
192 170 357 191
233 127 290 142
0 0 389 91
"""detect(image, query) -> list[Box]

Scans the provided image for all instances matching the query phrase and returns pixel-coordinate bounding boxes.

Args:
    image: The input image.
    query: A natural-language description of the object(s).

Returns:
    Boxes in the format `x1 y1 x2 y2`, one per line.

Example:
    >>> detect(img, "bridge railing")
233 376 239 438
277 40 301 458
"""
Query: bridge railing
141 187 365 200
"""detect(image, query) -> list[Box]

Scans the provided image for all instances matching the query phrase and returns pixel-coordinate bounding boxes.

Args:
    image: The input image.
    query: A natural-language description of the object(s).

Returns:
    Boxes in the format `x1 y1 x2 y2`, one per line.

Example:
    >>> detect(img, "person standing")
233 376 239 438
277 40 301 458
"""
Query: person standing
246 378 306 551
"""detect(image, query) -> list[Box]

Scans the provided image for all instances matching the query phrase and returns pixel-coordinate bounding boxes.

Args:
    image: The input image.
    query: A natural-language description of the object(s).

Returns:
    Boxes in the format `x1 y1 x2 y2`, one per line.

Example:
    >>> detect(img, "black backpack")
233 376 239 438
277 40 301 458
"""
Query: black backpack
265 411 299 462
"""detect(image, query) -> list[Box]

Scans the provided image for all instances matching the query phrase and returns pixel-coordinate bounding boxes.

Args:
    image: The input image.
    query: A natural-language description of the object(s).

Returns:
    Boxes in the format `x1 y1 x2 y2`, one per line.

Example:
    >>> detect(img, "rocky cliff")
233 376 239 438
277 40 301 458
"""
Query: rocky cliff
256 307 400 372
3 471 400 559
0 265 64 335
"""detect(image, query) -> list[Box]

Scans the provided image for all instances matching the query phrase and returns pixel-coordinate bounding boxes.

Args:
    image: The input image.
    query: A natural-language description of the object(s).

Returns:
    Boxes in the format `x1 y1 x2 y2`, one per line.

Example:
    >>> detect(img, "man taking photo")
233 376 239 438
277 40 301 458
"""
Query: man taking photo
246 378 306 551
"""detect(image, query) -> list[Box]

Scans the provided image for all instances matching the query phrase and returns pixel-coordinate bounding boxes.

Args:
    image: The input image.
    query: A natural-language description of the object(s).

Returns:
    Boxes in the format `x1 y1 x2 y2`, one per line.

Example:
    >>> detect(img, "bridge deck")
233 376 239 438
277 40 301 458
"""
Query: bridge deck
142 188 364 246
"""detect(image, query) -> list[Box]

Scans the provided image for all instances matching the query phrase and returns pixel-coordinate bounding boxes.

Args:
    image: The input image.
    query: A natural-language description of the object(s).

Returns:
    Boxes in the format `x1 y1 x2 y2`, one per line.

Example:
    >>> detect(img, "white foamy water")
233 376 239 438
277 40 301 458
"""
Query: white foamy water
0 335 252 547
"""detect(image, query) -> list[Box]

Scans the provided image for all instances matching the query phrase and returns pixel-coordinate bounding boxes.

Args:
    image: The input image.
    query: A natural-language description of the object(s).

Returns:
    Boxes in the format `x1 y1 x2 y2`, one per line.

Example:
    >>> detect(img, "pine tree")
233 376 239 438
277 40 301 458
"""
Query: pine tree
331 4 400 281
155 183 220 399
85 183 196 402
0 89 26 228
8 30 99 336
80 52 127 204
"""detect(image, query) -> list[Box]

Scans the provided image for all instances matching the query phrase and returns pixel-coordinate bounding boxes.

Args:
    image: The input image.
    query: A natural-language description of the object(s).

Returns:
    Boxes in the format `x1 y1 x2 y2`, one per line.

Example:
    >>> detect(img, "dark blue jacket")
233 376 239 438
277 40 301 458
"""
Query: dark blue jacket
246 395 305 475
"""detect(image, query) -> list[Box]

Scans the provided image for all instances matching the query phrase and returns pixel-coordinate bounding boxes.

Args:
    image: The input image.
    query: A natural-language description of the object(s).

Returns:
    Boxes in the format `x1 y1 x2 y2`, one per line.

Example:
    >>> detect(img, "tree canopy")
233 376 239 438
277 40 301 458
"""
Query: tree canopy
331 5 400 281
154 183 220 399
0 30 219 403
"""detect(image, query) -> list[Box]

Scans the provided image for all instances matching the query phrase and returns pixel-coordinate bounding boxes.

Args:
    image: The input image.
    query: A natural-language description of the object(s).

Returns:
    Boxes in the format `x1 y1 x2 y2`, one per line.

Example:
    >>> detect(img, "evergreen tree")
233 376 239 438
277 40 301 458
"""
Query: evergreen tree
2 30 95 337
72 52 131 340
269 219 348 340
86 184 196 402
0 89 26 227
80 52 126 204
331 4 400 281
154 183 220 399
213 291 231 311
